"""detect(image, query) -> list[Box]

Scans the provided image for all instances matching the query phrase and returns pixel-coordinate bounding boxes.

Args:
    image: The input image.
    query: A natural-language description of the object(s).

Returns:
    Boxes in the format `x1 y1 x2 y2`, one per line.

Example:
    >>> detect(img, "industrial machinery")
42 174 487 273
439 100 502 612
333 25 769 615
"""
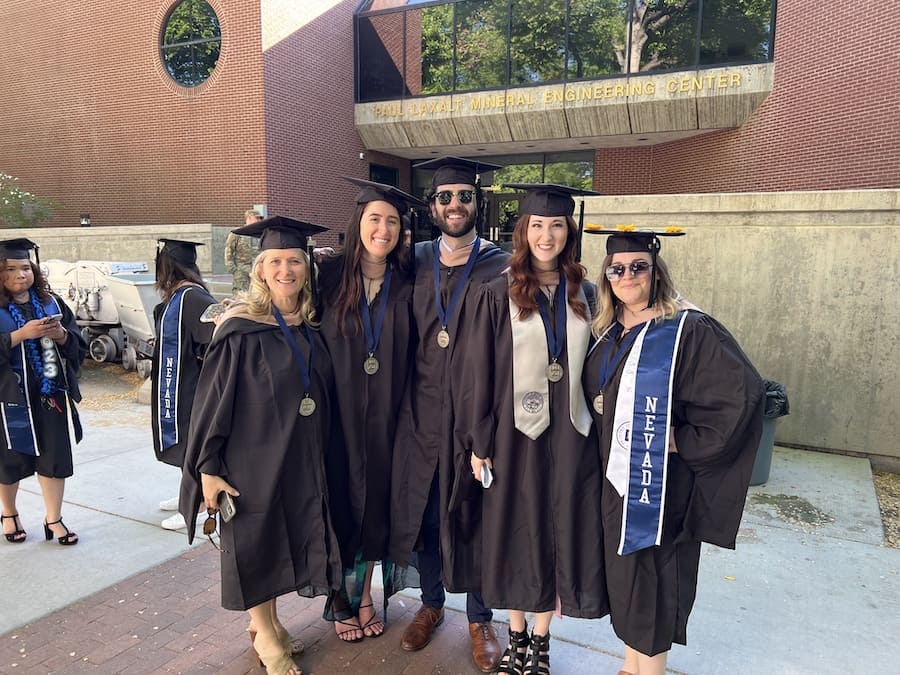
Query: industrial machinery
42 260 159 378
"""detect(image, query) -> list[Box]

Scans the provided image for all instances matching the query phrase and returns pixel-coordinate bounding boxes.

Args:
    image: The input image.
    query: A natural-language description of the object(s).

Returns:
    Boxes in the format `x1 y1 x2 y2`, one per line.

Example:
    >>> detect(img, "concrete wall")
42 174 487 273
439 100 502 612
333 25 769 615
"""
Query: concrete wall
16 224 229 275
579 189 900 463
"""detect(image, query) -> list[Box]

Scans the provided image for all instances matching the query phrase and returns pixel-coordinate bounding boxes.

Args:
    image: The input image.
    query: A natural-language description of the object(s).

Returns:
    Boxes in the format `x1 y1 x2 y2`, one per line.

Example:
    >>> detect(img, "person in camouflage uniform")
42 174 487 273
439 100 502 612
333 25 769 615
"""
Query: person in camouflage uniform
224 210 262 294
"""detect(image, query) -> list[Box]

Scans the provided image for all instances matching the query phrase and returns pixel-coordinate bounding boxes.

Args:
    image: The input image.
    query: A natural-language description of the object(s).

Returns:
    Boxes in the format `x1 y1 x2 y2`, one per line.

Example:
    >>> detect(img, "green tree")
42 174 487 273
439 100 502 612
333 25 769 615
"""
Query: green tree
0 173 61 228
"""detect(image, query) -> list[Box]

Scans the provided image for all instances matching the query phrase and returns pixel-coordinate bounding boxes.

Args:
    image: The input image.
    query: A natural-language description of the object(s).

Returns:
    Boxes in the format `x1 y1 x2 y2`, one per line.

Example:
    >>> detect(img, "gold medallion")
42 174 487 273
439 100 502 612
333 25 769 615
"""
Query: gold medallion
436 329 450 349
547 362 564 383
593 392 604 415
299 396 317 417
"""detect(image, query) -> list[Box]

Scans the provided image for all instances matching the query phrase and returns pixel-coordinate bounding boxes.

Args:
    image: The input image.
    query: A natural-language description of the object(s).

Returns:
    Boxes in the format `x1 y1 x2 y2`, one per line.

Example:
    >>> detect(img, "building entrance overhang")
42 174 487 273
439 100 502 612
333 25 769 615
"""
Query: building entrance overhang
355 63 773 159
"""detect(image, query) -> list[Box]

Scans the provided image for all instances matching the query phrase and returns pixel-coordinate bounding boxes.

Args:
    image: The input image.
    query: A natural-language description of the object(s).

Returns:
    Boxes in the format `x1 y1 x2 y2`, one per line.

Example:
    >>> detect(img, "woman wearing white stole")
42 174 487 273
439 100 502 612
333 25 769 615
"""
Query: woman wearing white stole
459 185 608 675
583 227 764 675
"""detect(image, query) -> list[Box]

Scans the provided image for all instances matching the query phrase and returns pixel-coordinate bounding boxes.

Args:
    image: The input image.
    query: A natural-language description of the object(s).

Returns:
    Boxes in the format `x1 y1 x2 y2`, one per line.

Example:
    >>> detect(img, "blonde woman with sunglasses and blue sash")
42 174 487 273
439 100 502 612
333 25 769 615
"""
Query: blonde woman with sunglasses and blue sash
456 185 609 675
583 227 764 675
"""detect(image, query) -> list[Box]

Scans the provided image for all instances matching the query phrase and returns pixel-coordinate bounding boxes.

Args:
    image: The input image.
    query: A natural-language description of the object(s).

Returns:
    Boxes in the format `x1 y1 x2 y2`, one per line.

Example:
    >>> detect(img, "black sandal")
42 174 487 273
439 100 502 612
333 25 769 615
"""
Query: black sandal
524 632 550 675
1 513 26 543
498 622 530 675
358 602 384 639
44 517 78 545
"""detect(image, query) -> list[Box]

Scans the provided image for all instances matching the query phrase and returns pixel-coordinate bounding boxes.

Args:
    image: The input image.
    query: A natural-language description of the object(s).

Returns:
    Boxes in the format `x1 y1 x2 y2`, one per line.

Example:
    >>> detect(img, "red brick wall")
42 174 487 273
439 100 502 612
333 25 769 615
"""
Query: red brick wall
596 0 900 194
261 1 370 247
0 0 269 229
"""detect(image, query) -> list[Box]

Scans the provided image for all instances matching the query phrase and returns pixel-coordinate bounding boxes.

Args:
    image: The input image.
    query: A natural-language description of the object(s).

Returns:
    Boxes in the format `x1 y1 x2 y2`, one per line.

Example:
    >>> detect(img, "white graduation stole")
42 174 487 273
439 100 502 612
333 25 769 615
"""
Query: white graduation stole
607 311 687 555
509 280 592 440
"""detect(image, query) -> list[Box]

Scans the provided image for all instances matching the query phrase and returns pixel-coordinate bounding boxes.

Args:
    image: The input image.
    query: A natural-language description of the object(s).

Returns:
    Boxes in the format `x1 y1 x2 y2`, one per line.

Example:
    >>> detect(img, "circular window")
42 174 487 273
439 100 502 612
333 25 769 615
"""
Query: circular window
160 0 221 87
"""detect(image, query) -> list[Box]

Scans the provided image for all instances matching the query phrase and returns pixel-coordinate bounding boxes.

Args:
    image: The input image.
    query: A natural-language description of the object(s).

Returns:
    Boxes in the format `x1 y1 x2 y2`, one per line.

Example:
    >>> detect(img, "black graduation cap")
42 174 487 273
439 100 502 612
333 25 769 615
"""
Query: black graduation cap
0 237 39 263
233 215 329 307
504 183 601 263
232 215 328 251
503 183 600 218
413 155 502 190
584 226 686 255
156 238 203 266
584 226 686 308
343 177 426 213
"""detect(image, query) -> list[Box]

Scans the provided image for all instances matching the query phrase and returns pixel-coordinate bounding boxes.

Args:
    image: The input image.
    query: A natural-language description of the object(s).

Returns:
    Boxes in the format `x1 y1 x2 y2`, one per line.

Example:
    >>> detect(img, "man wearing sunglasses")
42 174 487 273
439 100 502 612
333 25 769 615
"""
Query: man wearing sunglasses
389 156 508 672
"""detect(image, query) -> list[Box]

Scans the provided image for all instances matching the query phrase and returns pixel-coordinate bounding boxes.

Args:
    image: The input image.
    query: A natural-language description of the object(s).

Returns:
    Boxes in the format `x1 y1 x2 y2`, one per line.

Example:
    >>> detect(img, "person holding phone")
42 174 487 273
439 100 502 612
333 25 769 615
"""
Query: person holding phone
0 238 87 546
150 239 216 530
180 217 343 675
457 186 608 674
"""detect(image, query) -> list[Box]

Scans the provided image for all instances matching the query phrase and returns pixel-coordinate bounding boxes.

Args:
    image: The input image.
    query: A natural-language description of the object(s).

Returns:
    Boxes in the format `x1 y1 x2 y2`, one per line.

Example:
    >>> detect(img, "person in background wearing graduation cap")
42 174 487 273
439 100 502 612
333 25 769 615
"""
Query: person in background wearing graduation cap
582 227 764 675
388 156 507 672
225 209 263 295
316 178 422 643
456 184 608 674
150 239 216 531
180 217 343 675
0 238 87 546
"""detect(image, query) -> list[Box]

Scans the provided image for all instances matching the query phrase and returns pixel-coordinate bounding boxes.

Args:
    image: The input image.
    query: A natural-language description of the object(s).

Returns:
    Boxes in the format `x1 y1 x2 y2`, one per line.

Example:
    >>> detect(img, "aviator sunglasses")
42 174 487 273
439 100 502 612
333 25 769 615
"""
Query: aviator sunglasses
434 189 474 205
605 260 653 281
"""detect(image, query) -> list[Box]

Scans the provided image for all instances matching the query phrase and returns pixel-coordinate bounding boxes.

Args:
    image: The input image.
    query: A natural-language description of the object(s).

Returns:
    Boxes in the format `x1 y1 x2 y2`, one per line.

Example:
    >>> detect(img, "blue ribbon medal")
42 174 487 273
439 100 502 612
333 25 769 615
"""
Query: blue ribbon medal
272 308 317 416
432 237 481 348
359 266 392 375
535 278 567 382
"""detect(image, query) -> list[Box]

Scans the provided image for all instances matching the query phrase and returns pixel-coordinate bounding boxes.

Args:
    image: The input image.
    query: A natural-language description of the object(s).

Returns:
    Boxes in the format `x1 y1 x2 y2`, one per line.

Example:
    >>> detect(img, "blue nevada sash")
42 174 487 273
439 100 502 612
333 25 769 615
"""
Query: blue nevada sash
607 311 687 555
0 296 63 456
156 286 193 450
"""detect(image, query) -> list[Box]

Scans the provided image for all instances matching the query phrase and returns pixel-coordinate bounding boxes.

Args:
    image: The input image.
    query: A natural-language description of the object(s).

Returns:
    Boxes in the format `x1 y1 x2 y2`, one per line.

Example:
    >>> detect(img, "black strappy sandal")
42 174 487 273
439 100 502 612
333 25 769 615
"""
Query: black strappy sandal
358 602 385 639
524 632 550 675
334 618 364 643
44 517 78 545
498 622 530 675
2 513 26 543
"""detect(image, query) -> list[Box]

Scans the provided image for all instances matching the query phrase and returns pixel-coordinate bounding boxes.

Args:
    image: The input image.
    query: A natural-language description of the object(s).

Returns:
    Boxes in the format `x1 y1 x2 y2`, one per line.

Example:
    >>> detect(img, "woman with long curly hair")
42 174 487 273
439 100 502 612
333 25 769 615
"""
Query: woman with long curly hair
456 185 608 675
0 238 86 546
179 217 344 675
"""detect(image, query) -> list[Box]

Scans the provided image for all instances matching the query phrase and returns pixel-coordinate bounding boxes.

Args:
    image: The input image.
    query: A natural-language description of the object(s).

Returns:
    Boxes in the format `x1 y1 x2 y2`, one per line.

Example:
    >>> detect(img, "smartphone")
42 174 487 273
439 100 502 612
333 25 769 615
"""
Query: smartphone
217 491 237 523
45 313 64 323
480 464 494 489
200 303 227 323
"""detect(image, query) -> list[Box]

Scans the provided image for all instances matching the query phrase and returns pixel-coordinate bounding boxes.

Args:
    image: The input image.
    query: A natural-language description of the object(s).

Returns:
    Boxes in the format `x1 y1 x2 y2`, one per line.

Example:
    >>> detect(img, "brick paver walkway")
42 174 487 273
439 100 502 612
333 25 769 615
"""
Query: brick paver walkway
1 547 616 675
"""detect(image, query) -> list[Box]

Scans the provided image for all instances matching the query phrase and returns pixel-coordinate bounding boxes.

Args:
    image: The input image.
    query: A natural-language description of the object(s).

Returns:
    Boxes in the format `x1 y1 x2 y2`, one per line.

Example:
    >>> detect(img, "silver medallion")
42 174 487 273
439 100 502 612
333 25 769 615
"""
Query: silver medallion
363 355 380 375
593 392 604 415
299 396 317 417
436 329 450 349
547 361 564 383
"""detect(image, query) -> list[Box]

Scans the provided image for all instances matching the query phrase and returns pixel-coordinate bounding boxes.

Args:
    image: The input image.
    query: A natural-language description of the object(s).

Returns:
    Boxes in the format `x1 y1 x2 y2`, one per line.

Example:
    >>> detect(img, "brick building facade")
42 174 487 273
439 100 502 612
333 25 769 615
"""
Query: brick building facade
0 0 897 239
594 1 900 194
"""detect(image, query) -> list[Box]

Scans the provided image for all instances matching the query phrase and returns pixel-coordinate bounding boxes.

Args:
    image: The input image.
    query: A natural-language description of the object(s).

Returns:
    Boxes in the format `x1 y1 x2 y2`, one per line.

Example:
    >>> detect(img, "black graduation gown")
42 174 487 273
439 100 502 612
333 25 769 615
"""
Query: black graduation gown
0 294 86 483
318 257 415 564
179 315 343 611
583 310 764 655
388 239 510 591
150 285 215 468
454 276 608 617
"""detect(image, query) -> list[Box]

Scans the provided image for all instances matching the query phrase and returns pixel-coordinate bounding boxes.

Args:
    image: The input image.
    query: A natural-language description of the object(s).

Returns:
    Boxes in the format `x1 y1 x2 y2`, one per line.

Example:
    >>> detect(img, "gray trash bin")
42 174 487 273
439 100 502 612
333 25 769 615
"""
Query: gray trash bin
750 380 790 486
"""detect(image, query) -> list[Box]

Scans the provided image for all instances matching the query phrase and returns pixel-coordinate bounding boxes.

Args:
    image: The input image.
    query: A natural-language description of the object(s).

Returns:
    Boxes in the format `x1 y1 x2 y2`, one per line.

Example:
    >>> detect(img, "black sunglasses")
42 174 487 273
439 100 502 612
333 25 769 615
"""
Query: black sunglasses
605 260 653 280
434 189 474 205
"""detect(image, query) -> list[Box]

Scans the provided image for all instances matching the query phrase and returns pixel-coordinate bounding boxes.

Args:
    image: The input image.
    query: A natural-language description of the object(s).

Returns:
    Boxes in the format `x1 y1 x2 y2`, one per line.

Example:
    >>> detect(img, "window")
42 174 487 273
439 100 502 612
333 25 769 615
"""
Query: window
160 0 221 87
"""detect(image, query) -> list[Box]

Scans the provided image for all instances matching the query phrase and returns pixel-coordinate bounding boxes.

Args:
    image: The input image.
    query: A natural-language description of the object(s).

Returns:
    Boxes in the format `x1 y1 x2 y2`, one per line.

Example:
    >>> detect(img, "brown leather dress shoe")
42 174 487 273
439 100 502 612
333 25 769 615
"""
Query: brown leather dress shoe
469 621 501 672
401 606 444 651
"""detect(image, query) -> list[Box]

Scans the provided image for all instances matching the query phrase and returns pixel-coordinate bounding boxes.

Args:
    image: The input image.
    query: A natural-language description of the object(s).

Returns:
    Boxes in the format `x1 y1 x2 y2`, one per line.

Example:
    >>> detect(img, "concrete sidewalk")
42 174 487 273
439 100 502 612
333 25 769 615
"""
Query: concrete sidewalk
1 364 898 673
